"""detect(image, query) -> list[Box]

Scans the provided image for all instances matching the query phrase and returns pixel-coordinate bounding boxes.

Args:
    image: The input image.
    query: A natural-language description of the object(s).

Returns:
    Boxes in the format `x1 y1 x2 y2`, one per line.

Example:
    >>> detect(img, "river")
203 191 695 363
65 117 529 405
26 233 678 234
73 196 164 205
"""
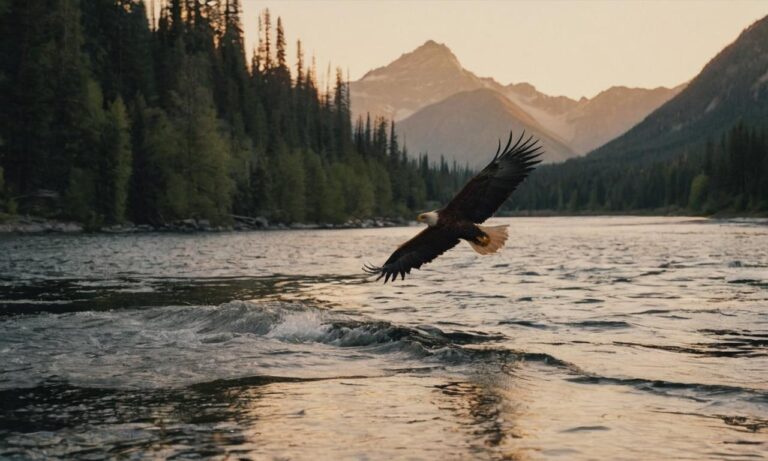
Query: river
1 217 766 460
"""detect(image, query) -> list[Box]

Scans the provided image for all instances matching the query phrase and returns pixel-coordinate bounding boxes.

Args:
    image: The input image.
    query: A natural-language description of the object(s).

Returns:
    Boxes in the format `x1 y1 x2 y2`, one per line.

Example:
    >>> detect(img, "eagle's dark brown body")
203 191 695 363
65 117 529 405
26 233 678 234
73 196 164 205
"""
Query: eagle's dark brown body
434 212 487 245
364 132 542 283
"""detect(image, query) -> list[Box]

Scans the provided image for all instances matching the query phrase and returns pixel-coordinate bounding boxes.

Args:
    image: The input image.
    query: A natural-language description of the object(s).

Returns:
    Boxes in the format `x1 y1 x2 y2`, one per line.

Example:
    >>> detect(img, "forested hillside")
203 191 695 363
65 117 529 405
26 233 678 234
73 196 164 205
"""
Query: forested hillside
0 0 472 228
508 16 768 216
509 122 768 214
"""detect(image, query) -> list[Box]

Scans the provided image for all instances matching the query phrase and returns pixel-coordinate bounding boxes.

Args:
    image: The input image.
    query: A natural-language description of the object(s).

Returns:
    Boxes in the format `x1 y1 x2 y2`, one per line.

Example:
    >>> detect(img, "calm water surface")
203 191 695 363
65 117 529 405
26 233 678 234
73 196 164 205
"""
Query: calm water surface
0 217 766 460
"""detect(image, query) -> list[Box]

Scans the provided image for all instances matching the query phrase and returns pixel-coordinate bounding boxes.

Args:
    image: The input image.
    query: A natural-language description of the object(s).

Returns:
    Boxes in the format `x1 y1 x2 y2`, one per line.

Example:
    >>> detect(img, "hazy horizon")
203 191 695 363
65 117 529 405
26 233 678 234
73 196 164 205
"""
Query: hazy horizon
238 0 768 99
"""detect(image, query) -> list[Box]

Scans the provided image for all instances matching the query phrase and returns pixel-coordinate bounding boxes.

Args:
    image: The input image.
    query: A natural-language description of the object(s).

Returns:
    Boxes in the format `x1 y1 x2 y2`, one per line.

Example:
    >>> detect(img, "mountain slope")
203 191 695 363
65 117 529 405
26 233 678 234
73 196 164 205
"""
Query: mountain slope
351 39 681 160
396 89 575 168
505 15 768 215
350 40 492 121
589 16 768 161
503 83 683 154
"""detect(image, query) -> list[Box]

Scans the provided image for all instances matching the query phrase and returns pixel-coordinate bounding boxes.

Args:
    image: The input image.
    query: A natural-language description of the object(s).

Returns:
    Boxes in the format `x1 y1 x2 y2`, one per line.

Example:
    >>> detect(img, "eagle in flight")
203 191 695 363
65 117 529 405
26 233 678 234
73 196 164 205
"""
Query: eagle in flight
364 131 542 283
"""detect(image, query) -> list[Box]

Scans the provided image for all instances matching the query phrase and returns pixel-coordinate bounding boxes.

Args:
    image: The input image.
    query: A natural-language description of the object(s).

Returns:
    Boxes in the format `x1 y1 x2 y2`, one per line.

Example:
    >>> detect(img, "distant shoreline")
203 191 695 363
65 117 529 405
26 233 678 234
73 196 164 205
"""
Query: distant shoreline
500 209 768 219
0 215 414 235
1 212 766 235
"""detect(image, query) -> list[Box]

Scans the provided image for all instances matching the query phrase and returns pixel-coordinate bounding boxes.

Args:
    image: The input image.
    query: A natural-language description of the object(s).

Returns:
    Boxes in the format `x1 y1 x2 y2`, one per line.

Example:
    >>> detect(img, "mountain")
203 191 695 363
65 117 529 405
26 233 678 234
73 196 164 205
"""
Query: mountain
504 83 683 154
397 89 575 167
589 17 768 161
507 16 768 215
351 40 681 164
349 40 493 121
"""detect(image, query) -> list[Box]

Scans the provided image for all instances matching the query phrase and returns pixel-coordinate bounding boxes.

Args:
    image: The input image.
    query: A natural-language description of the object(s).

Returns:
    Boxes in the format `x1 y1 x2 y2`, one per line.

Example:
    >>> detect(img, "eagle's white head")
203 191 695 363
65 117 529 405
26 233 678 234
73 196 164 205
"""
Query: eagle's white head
417 210 439 227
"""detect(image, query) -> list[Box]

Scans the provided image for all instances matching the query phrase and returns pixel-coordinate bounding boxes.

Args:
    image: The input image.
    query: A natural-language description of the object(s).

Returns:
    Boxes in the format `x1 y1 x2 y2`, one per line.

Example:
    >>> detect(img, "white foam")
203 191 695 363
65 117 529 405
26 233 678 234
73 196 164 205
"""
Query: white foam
267 310 331 343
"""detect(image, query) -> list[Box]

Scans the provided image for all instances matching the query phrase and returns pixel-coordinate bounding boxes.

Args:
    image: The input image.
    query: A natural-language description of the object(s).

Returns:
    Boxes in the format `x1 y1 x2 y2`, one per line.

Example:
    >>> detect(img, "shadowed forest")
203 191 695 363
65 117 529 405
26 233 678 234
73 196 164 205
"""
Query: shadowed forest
0 0 472 228
510 122 768 214
0 1 765 229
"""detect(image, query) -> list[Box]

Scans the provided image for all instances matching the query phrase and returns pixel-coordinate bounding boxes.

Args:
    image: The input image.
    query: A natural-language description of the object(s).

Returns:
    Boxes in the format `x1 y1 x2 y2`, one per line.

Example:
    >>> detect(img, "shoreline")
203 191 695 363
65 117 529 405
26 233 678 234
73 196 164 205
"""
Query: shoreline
1 212 765 235
0 215 414 235
500 209 768 219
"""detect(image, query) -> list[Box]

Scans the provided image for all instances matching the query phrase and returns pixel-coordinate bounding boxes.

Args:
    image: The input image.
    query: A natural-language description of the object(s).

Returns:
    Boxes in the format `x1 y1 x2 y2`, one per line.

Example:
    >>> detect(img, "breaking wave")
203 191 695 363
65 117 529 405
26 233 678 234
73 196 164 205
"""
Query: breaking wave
135 300 568 367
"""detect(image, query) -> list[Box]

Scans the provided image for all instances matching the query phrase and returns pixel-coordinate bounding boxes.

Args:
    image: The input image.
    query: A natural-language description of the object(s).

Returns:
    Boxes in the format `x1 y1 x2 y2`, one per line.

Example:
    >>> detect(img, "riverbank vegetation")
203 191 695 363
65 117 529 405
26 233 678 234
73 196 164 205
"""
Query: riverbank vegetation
509 122 768 215
0 0 472 228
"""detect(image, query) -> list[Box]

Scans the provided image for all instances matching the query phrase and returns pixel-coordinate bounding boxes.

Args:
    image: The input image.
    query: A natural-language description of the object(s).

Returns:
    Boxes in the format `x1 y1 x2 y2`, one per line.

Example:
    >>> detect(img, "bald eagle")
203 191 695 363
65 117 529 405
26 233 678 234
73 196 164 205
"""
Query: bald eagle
363 131 542 283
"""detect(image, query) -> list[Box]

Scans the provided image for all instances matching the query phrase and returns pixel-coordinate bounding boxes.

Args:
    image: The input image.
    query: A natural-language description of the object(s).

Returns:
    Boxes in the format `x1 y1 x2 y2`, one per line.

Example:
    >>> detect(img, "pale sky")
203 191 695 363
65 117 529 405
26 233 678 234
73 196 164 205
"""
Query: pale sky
239 0 768 99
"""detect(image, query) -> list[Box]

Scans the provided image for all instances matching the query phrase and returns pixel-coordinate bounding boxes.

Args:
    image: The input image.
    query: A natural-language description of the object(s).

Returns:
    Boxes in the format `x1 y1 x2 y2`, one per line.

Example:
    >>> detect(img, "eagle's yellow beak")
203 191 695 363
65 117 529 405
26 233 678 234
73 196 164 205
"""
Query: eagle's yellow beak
416 214 424 222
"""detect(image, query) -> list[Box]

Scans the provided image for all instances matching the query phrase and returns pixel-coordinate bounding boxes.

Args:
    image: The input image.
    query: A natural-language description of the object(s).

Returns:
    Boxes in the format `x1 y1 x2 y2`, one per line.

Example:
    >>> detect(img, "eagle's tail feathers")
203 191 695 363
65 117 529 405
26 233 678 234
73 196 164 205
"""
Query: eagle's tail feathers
469 225 509 255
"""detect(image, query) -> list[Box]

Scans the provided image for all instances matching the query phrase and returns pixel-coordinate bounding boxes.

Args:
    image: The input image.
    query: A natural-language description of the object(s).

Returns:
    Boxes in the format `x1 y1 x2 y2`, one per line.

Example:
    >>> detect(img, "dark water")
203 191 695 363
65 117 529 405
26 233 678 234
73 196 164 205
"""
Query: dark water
1 217 766 460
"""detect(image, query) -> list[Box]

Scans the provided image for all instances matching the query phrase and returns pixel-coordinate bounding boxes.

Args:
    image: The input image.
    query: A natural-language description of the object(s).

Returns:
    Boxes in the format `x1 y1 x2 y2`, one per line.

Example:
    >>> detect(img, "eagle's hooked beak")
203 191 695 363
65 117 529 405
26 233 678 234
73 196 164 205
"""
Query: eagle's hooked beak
416 214 425 223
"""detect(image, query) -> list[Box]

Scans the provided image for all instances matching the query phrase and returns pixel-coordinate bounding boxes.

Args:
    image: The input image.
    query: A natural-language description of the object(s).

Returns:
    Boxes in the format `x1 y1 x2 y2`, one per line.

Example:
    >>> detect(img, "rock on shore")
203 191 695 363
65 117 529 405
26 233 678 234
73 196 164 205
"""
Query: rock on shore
0 215 411 234
0 216 83 233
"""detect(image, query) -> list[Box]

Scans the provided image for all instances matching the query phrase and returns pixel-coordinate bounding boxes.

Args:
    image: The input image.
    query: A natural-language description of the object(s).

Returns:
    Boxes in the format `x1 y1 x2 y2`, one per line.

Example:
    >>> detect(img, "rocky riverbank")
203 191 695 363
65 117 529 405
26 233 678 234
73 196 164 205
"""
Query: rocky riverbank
0 216 84 233
0 215 411 234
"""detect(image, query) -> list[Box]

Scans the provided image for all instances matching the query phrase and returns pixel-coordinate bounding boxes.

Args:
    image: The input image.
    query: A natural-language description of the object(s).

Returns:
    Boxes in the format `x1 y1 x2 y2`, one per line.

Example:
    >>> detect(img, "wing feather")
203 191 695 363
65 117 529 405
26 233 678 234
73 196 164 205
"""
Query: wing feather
363 227 460 283
443 131 542 223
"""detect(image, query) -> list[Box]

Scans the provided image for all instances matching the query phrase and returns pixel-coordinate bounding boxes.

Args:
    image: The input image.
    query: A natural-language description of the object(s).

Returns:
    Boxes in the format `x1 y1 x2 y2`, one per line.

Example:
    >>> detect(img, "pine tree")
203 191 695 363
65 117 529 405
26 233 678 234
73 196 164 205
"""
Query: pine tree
171 53 233 223
261 9 272 70
389 120 399 168
276 17 287 70
101 96 132 223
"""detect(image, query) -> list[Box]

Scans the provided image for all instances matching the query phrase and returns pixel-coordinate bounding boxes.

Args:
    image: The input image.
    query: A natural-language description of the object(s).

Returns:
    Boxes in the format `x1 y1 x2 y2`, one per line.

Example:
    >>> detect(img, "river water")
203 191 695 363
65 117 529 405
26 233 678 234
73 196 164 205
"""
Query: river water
0 217 766 460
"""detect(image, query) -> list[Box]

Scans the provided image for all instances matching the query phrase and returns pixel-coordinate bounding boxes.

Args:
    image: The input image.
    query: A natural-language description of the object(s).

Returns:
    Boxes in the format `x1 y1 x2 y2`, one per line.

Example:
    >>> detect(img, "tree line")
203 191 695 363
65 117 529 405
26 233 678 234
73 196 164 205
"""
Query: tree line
0 0 472 227
508 121 768 215
2 1 761 226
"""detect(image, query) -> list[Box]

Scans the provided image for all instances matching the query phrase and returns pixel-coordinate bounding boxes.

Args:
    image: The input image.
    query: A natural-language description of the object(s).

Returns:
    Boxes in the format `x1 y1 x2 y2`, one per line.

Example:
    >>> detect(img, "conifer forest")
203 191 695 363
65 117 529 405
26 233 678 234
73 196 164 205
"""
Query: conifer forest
0 0 472 228
0 0 765 229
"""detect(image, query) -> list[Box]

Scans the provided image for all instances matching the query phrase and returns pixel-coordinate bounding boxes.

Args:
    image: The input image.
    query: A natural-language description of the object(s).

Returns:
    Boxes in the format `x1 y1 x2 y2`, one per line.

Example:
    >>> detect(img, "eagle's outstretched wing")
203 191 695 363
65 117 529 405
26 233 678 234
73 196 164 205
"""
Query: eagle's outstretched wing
442 132 542 223
363 226 460 283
